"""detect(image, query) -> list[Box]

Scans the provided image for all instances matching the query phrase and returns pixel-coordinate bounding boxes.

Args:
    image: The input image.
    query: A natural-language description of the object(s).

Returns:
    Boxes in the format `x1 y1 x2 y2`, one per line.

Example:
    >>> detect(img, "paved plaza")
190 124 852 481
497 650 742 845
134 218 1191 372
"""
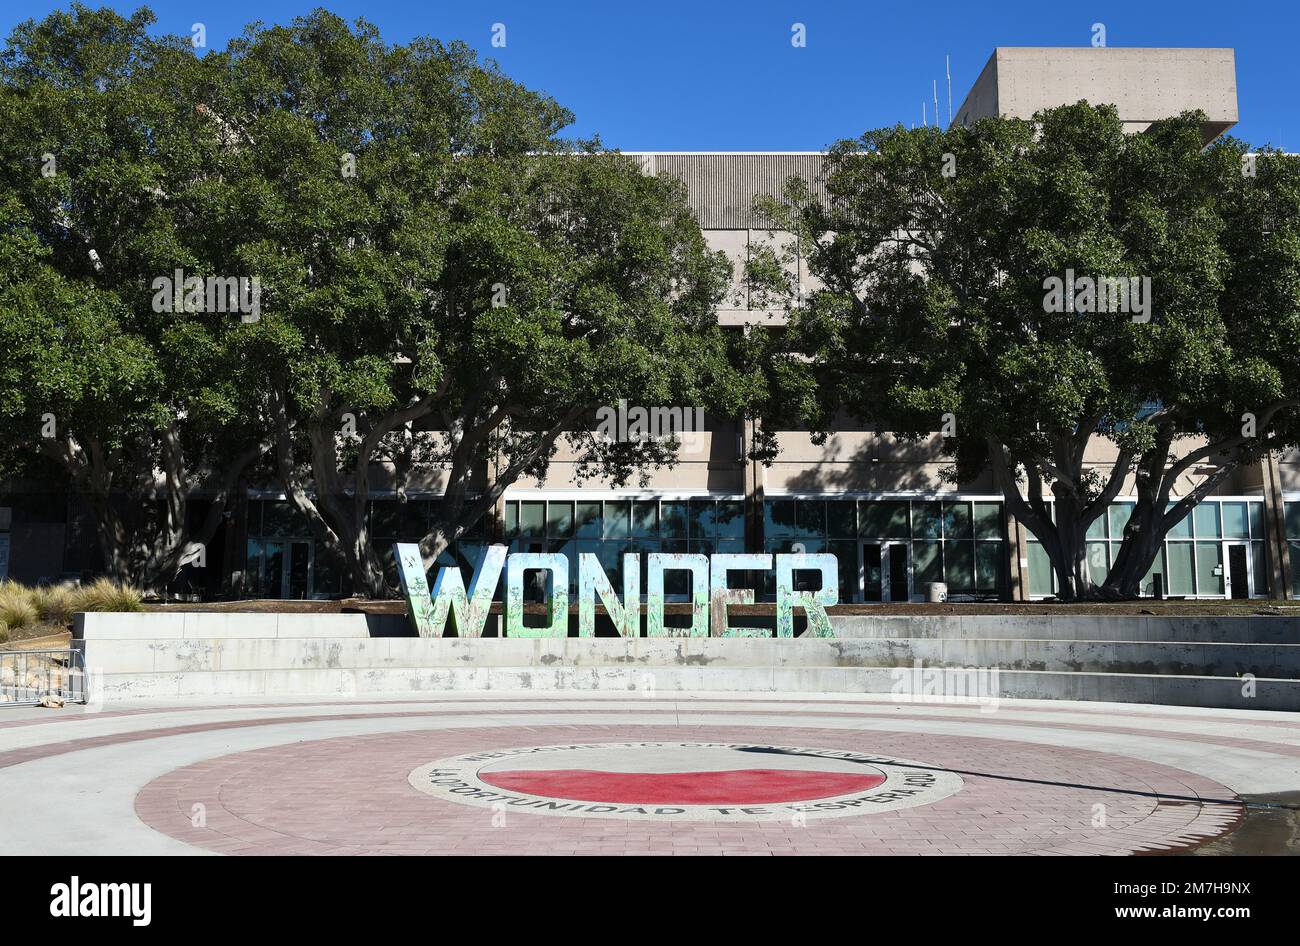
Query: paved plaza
1 693 1297 855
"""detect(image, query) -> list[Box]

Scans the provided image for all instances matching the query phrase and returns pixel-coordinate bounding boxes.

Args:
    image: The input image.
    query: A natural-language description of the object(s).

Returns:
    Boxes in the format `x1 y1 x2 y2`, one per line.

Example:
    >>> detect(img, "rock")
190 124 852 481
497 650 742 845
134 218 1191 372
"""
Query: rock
40 694 66 709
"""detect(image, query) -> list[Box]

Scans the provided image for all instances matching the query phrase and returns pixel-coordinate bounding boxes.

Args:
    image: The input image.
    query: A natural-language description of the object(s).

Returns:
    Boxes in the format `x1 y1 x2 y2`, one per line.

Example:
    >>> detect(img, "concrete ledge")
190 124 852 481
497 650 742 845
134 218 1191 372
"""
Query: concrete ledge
76 635 1300 679
72 612 1300 711
88 665 1298 712
837 615 1300 643
74 612 382 640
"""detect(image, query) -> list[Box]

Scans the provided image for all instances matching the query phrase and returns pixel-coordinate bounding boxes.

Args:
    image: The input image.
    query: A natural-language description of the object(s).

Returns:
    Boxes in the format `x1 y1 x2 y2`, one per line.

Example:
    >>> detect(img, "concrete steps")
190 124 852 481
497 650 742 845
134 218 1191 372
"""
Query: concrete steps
837 615 1300 644
72 612 1300 711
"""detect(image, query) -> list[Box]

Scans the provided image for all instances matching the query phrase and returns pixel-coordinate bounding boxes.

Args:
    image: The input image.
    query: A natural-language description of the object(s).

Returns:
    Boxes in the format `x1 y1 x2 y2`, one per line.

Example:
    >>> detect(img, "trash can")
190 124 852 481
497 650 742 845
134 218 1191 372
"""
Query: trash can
926 582 948 603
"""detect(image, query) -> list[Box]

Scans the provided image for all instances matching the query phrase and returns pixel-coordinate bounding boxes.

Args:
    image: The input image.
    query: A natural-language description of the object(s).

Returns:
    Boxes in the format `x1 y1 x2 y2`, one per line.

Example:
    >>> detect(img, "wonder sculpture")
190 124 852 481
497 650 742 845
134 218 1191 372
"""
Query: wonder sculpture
393 544 839 639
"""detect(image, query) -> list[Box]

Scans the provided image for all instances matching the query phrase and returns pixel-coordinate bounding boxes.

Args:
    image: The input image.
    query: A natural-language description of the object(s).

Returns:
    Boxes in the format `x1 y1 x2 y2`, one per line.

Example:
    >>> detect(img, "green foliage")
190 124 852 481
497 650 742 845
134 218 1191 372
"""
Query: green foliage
776 103 1300 598
0 4 273 588
1 6 766 597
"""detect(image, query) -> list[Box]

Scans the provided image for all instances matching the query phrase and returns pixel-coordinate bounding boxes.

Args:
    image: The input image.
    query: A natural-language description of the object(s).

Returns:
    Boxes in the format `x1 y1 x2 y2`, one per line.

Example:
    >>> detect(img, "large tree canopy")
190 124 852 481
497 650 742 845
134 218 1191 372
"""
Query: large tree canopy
0 4 271 589
759 103 1300 600
0 5 764 597
200 11 764 597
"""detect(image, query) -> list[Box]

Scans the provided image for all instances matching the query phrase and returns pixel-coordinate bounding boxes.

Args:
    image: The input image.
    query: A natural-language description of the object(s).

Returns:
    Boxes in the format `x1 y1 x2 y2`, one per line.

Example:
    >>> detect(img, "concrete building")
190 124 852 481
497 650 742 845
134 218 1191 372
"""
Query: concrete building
3 47 1297 603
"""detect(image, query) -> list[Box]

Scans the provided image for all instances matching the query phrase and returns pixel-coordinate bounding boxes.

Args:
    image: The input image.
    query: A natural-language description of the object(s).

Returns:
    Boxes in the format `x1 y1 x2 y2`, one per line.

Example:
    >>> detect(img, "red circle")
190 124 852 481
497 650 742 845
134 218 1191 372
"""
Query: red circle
478 768 887 805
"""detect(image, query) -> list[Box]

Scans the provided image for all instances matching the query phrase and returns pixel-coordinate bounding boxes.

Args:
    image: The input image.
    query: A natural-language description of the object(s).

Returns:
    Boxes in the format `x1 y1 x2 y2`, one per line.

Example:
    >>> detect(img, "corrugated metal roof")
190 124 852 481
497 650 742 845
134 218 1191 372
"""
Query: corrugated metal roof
628 153 829 229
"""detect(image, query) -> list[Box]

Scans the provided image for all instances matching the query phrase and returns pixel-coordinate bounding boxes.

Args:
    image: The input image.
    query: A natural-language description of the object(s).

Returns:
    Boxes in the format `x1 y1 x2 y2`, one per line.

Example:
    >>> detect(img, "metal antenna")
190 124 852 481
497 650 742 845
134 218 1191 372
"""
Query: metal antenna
946 56 953 125
933 80 940 131
922 100 927 127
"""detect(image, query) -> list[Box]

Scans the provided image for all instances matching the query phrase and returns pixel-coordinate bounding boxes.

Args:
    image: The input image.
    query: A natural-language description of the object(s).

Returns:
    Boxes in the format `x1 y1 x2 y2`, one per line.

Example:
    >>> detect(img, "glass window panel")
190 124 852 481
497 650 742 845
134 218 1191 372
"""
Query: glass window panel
795 500 826 537
943 541 974 593
1166 543 1195 596
263 501 303 537
1193 503 1221 539
401 500 429 539
245 538 263 595
1140 552 1161 598
518 501 545 537
1252 542 1269 596
574 501 602 538
690 537 717 558
826 501 857 537
660 539 689 598
942 502 972 540
716 500 745 538
247 500 264 536
1084 542 1109 586
1248 502 1264 540
503 502 518 539
1108 503 1134 541
1292 543 1300 596
1085 515 1107 540
603 501 630 539
262 540 285 598
1196 541 1224 595
762 538 825 599
1286 503 1300 540
689 500 717 538
1028 542 1054 597
764 500 797 537
548 538 577 595
717 537 745 556
974 542 1001 592
1166 503 1193 538
860 501 910 539
660 502 687 539
972 502 1002 540
828 540 859 602
913 541 942 584
596 541 624 588
912 502 942 539
314 545 343 597
631 500 657 537
546 501 574 538
1221 502 1248 539
369 501 402 537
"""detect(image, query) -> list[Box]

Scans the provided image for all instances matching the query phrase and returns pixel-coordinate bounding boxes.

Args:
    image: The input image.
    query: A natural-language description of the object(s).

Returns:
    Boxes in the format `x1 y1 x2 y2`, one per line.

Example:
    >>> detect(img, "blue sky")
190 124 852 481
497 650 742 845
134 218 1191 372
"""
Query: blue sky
3 0 1297 149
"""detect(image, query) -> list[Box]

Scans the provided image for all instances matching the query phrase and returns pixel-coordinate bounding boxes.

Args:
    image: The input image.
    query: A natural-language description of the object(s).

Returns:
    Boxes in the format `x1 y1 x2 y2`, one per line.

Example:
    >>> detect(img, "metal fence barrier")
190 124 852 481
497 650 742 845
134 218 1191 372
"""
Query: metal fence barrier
0 648 88 706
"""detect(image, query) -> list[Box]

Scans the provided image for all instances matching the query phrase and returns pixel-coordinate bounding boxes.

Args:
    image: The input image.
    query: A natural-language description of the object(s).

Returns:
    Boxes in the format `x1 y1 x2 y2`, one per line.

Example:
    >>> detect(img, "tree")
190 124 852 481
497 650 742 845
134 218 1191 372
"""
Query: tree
0 4 272 591
196 12 760 597
757 103 1300 600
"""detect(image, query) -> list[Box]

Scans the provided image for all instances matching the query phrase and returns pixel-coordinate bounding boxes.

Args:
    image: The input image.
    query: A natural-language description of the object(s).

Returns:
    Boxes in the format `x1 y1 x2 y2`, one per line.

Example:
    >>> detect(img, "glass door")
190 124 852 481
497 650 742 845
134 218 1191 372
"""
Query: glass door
1224 542 1250 600
887 542 911 602
860 541 911 602
287 540 312 599
862 543 882 602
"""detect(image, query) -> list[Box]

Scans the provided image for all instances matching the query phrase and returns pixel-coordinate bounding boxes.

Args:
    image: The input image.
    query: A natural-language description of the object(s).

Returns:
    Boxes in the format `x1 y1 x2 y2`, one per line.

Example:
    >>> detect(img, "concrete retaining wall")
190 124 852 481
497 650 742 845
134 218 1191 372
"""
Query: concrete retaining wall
72 612 1300 711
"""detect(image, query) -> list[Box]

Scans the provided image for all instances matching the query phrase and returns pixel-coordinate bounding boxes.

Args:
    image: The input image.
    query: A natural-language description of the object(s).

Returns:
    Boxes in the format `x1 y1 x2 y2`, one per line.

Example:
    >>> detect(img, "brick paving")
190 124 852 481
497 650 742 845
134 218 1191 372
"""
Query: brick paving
132 722 1241 855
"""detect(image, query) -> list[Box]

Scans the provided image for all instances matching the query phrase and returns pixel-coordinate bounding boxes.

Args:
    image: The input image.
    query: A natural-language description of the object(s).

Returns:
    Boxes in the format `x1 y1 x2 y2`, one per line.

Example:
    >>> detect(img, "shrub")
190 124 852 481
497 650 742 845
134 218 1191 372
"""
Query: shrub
73 578 144 613
0 583 39 629
33 584 78 624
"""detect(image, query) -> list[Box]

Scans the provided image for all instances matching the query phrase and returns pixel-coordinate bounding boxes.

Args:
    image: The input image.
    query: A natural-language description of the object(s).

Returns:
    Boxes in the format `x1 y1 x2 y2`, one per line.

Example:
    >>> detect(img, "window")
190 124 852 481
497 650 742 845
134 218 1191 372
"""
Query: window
764 497 1006 602
501 496 746 601
1024 497 1268 599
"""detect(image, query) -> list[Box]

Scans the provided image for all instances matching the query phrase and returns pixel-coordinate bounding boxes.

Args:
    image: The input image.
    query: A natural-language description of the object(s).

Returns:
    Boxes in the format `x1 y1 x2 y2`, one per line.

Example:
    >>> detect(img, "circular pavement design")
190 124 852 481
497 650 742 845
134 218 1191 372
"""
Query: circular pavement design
2 694 1292 855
